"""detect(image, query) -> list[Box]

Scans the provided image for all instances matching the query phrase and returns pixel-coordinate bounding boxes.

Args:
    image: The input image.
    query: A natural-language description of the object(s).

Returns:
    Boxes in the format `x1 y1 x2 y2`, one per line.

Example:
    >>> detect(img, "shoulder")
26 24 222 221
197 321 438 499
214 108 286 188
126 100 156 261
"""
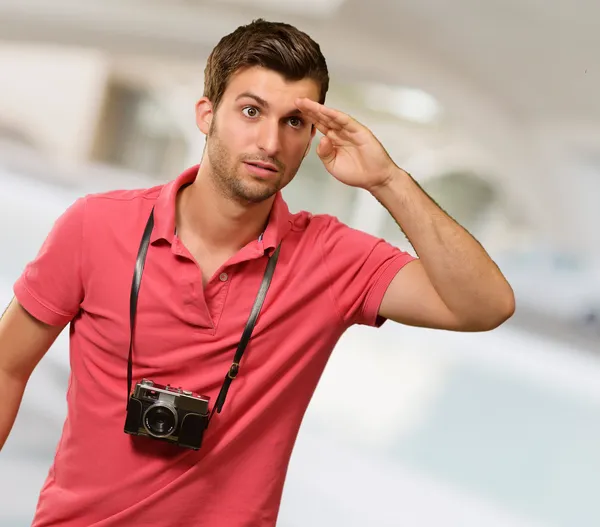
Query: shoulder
75 182 164 223
289 209 379 249
288 209 349 237
82 183 164 209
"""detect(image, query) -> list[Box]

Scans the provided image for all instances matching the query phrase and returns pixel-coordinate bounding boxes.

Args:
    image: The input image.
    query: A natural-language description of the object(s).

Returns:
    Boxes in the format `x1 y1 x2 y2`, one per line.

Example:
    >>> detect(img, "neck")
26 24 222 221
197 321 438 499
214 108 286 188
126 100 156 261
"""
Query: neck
176 165 274 252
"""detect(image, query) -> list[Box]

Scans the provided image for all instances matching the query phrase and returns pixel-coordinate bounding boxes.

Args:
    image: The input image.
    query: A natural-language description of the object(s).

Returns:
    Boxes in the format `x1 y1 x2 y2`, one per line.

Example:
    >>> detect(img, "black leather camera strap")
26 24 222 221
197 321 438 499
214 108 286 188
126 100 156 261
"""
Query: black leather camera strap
127 206 280 424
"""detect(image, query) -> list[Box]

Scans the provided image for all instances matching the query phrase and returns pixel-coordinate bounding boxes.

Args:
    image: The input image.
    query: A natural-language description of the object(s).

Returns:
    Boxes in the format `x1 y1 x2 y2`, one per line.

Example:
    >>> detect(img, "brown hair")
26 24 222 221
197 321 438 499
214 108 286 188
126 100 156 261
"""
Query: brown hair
203 19 329 110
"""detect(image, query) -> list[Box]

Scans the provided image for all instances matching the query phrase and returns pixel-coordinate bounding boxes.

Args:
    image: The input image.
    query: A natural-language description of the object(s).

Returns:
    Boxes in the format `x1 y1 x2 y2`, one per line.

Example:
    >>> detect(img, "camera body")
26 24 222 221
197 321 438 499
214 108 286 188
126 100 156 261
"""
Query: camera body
124 379 210 450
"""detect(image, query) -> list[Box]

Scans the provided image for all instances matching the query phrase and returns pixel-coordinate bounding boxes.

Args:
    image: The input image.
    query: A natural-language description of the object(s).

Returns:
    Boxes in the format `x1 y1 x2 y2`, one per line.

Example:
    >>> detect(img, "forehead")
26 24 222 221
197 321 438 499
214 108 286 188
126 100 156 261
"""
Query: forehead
222 66 320 108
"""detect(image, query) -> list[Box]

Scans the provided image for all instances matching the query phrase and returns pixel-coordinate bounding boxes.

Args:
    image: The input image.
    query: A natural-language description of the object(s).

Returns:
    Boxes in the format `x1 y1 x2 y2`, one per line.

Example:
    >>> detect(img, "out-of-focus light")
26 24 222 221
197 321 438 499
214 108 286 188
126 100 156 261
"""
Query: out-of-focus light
363 84 442 124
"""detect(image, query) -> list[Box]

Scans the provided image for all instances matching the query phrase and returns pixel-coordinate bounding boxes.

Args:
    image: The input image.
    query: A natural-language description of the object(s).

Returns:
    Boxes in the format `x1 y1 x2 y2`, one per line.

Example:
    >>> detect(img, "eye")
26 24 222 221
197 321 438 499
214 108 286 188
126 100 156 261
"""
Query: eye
287 116 304 129
242 106 260 118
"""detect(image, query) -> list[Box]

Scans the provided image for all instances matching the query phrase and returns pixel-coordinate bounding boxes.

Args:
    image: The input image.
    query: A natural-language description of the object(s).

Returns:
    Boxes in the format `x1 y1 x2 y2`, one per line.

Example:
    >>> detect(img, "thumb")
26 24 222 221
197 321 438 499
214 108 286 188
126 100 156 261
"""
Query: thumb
316 135 335 165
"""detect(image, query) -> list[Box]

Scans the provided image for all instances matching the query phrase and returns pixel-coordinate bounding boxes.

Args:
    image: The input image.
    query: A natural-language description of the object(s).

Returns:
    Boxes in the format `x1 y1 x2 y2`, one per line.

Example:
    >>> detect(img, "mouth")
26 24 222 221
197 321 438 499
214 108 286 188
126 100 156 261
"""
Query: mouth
243 161 280 178
244 161 278 172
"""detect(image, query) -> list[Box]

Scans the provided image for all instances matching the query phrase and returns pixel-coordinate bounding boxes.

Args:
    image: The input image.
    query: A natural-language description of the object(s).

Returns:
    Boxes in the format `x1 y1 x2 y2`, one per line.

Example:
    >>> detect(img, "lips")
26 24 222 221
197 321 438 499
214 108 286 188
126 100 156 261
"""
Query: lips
244 161 278 172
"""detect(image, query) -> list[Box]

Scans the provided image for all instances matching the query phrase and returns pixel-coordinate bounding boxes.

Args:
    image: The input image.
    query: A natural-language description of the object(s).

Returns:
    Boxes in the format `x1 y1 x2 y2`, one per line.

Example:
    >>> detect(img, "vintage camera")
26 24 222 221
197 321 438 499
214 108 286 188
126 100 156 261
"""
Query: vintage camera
124 379 210 450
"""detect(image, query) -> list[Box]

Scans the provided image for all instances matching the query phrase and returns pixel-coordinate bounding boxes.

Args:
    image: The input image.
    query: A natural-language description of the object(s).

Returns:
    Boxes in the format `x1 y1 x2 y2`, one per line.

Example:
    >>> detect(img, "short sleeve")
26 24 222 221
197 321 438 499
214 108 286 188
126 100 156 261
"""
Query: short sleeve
13 197 86 326
319 216 416 327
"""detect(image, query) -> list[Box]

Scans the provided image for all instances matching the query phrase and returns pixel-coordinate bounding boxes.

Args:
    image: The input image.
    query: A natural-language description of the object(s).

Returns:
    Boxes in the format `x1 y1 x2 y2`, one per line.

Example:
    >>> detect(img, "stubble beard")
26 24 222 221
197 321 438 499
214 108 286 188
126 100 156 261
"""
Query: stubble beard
206 120 288 204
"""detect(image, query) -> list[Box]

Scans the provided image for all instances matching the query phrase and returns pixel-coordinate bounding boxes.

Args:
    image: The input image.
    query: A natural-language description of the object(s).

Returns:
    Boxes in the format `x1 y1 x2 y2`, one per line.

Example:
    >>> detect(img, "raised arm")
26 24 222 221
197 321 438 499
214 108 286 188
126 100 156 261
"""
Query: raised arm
374 171 514 331
295 97 514 332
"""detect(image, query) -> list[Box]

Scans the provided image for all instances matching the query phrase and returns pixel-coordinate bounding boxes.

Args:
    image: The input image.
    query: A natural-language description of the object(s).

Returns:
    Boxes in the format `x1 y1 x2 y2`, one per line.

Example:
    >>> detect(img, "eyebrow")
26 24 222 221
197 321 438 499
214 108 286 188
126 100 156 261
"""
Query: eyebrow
235 92 304 117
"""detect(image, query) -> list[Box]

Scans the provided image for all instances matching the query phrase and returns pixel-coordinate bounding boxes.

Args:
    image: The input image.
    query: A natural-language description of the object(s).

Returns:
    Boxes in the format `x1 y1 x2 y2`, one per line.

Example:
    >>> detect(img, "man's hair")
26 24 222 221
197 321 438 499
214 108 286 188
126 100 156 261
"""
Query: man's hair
203 19 329 110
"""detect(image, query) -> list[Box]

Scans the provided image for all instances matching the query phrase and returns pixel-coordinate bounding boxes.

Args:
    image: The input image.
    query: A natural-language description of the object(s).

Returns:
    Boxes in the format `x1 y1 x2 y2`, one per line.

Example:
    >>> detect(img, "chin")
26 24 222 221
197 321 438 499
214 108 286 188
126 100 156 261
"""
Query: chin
233 182 279 204
242 189 279 204
238 172 284 201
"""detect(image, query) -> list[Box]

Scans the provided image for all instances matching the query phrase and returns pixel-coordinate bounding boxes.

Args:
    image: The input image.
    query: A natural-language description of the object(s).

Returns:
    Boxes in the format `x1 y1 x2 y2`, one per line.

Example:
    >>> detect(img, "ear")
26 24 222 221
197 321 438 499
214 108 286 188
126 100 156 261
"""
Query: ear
303 125 317 158
195 97 213 135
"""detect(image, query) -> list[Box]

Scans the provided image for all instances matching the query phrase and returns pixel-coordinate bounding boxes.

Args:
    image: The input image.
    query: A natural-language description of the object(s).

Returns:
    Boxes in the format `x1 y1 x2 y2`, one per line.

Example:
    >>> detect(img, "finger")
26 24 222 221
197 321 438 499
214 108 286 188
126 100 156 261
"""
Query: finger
296 101 340 131
296 98 360 132
304 109 338 133
309 117 330 137
294 102 333 131
316 135 335 164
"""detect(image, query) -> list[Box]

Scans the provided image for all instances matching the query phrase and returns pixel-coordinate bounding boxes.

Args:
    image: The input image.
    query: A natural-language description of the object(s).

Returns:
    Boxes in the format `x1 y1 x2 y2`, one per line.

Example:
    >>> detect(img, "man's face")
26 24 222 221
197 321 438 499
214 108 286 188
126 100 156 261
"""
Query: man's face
199 66 319 204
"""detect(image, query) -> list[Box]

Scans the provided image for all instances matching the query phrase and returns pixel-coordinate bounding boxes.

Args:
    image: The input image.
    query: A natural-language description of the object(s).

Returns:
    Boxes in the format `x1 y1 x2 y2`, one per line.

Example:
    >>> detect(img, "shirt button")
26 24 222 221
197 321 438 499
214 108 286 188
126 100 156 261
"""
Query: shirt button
219 272 228 282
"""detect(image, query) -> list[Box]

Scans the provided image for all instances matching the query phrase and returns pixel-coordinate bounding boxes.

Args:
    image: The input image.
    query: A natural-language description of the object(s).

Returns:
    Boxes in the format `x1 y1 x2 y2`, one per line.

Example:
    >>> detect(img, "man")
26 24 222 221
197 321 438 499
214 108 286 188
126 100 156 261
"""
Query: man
0 18 514 527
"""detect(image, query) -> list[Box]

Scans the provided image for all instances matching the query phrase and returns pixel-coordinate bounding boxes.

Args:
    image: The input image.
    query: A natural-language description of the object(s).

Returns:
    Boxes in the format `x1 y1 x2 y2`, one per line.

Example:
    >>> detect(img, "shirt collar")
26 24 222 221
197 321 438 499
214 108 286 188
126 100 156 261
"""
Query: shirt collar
150 165 197 245
150 164 292 254
260 192 292 255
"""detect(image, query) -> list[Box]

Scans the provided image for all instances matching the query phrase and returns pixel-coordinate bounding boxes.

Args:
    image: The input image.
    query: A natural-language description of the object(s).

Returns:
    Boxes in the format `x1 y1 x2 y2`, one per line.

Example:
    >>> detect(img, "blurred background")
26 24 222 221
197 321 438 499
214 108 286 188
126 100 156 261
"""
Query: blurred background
0 0 599 526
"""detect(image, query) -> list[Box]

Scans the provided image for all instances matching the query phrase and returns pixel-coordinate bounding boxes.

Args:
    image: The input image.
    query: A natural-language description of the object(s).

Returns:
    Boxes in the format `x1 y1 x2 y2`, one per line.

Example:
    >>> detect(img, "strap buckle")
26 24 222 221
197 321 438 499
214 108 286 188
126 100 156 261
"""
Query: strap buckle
228 362 240 379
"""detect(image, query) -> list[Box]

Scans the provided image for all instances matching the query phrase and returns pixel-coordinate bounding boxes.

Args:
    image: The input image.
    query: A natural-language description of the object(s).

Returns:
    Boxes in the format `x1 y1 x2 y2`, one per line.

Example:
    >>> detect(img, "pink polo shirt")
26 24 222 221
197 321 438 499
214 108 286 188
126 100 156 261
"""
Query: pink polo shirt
14 165 415 527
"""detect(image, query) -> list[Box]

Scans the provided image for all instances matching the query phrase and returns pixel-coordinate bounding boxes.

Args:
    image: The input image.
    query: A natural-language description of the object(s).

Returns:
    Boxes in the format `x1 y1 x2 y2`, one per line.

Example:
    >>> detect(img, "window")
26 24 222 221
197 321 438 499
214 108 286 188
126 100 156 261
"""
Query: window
91 82 188 178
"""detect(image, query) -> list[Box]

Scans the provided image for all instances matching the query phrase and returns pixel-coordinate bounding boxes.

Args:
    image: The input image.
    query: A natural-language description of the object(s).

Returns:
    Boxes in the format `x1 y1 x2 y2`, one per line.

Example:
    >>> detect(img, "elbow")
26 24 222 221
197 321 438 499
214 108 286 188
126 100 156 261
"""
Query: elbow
479 288 516 331
459 288 516 332
491 294 516 329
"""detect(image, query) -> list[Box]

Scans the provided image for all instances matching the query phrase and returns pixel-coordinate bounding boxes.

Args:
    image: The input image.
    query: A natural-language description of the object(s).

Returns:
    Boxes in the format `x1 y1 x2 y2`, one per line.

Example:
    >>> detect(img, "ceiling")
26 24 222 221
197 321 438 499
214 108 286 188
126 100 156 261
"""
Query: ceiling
344 0 600 122
1 0 597 121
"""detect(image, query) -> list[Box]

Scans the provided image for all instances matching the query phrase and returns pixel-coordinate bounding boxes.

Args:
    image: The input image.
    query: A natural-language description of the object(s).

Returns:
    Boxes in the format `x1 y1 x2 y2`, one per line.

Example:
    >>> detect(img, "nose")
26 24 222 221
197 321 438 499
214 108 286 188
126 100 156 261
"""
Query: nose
256 119 282 158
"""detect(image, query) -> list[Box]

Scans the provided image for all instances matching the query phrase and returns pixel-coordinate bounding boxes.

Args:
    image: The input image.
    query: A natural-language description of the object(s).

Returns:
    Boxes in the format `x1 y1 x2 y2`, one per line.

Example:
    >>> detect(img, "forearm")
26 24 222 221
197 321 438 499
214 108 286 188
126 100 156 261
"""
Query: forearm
0 369 28 451
371 167 515 326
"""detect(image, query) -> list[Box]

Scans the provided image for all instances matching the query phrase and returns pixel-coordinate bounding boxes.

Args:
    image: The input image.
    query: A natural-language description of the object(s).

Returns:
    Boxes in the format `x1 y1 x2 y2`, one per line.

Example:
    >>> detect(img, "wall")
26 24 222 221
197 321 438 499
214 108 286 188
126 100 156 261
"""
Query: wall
0 44 109 162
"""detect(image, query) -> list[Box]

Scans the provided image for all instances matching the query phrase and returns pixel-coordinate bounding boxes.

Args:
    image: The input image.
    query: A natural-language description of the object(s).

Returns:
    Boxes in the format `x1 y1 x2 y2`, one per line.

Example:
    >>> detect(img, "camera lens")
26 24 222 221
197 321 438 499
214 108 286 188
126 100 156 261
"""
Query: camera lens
143 403 177 438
